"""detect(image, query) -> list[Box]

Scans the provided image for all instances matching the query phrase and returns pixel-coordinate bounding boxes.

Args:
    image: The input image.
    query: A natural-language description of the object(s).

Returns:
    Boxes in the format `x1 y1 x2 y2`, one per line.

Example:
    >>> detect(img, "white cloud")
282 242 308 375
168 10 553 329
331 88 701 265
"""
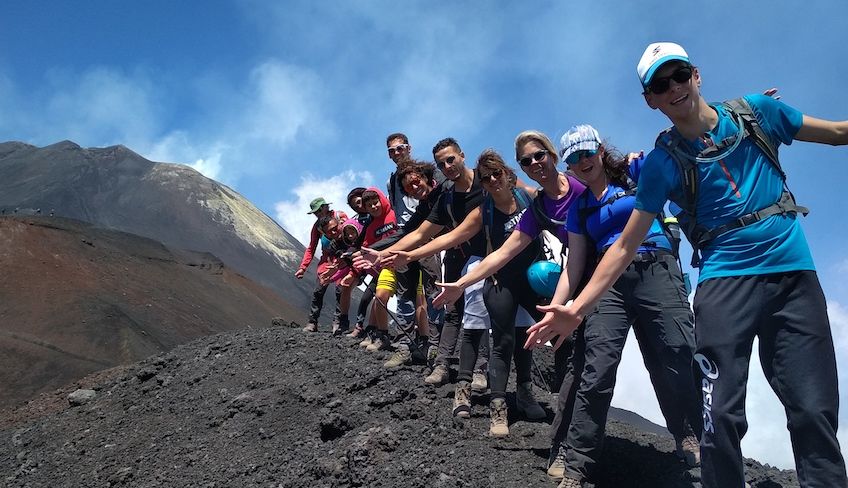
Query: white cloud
273 170 375 247
837 259 848 275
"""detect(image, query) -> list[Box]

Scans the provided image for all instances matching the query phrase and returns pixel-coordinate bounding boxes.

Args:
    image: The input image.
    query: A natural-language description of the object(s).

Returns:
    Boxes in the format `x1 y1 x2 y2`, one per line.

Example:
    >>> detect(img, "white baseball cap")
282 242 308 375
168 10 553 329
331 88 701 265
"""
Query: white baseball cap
637 42 690 88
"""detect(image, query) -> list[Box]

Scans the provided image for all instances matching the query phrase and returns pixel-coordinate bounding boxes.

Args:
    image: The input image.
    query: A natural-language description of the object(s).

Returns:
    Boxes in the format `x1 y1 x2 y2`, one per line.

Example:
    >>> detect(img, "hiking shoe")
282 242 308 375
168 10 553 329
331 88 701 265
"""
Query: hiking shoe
452 381 472 418
557 475 584 488
347 324 367 339
674 433 701 467
547 445 566 480
424 364 449 386
489 398 509 437
384 344 412 368
516 381 546 420
471 371 488 393
331 320 349 337
302 322 318 333
366 332 391 352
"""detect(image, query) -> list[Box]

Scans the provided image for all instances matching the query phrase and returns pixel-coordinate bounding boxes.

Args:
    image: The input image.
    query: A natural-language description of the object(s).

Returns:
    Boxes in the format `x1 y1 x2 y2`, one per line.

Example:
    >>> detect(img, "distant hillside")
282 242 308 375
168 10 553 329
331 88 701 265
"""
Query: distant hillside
0 140 315 311
0 216 298 408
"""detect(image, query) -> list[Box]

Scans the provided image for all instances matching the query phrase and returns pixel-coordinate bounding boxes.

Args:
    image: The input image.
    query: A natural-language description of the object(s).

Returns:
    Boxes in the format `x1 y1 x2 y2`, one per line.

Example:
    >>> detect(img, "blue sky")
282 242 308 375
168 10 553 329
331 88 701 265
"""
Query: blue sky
2 0 847 469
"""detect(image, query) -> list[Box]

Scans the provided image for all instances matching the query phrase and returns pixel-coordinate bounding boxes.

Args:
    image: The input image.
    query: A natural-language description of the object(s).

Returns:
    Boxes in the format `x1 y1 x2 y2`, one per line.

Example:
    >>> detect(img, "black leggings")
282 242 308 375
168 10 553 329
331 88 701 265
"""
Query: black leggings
458 276 542 399
355 276 376 326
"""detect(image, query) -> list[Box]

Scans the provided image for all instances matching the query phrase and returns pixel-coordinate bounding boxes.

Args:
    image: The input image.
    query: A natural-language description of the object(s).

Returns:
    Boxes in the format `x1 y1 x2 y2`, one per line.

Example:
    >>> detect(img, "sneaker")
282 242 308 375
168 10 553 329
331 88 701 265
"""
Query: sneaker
366 332 391 352
674 433 701 467
384 344 412 368
452 381 472 418
470 371 488 393
424 364 449 386
302 322 318 333
489 398 509 437
557 476 584 488
347 324 367 339
515 381 546 420
547 446 566 480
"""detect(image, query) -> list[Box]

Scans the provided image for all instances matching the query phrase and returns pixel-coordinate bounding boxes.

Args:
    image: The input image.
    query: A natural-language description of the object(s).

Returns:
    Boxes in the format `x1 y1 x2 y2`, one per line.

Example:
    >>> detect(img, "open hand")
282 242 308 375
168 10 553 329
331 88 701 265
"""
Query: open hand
524 303 584 351
433 281 464 309
353 247 380 270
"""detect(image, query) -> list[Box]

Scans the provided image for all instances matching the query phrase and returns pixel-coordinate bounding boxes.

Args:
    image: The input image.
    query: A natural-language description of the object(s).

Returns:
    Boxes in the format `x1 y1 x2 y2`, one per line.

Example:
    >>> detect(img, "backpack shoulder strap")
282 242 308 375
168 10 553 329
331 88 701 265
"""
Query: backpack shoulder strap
722 97 784 179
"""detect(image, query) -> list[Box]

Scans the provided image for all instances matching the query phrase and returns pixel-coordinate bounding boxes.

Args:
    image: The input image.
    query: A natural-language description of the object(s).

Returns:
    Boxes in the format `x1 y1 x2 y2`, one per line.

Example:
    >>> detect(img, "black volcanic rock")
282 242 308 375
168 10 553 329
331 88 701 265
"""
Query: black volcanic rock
0 327 798 487
0 140 315 312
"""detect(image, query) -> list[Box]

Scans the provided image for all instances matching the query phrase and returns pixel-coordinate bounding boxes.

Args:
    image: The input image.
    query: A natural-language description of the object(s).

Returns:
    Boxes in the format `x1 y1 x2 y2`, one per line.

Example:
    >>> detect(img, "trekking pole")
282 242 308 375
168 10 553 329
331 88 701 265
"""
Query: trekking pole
372 295 426 355
531 355 553 395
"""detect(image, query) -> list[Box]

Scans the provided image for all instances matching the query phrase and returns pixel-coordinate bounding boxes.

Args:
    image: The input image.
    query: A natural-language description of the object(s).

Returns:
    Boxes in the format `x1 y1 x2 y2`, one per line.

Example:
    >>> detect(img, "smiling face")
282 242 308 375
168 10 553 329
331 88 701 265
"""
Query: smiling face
434 146 465 181
643 61 701 120
363 195 382 217
566 147 605 185
517 141 556 185
387 137 411 164
321 219 342 240
401 172 432 200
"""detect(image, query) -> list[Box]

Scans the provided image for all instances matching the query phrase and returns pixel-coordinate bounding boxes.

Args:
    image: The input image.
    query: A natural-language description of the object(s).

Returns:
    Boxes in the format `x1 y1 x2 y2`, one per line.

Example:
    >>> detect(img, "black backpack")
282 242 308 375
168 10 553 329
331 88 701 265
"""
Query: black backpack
655 97 808 266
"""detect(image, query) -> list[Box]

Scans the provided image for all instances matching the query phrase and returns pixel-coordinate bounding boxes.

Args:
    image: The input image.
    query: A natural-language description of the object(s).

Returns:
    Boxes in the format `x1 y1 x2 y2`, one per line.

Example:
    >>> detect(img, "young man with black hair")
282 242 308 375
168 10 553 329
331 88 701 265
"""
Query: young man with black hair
527 42 848 488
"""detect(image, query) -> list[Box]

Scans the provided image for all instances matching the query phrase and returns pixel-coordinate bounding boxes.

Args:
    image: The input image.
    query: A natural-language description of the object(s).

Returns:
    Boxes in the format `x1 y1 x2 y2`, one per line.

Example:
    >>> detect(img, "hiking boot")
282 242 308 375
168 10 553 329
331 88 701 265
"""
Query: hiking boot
489 398 509 437
359 327 377 347
365 332 391 352
384 344 412 368
424 364 449 386
557 475 585 488
452 381 472 418
547 445 566 480
470 371 488 393
674 433 701 467
516 381 546 420
332 320 349 337
302 322 318 333
347 324 367 339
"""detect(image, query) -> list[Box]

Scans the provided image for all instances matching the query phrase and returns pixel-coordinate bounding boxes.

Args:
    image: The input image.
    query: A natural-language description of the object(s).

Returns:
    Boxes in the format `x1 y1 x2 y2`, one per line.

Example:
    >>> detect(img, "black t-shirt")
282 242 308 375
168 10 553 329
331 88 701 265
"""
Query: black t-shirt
486 190 541 278
427 170 486 257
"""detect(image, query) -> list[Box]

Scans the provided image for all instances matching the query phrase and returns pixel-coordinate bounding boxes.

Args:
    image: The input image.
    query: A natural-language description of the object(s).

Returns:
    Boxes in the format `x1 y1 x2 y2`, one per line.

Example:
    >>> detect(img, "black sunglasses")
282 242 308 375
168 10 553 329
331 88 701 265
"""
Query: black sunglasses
646 65 693 94
480 168 503 181
518 149 548 167
437 155 457 168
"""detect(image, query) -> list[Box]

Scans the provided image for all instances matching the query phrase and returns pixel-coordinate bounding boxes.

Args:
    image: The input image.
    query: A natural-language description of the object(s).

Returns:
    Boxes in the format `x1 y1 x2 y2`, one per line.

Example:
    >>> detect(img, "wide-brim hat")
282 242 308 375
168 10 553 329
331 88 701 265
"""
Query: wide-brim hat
307 197 331 214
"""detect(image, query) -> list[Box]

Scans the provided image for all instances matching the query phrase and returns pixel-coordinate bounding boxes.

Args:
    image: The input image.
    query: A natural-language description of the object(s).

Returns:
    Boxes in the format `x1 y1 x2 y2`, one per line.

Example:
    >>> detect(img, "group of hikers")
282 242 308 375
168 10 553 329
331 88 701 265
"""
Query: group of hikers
293 42 848 488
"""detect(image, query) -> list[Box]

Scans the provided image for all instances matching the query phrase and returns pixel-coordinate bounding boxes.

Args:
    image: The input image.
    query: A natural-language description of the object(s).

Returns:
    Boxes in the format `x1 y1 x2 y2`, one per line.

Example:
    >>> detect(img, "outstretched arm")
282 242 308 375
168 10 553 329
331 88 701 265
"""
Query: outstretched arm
525 210 656 348
433 230 533 308
795 115 848 145
390 208 482 268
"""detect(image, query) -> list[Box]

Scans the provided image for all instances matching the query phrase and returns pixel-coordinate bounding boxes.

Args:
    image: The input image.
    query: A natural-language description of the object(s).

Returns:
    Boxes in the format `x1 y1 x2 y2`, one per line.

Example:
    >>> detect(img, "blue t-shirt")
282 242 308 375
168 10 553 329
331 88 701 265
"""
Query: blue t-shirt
566 156 671 254
634 94 811 283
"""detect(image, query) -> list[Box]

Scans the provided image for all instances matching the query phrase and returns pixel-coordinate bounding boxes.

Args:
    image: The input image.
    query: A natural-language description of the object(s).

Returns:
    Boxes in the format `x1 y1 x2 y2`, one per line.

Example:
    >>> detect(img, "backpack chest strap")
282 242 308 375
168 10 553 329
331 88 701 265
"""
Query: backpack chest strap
692 191 809 247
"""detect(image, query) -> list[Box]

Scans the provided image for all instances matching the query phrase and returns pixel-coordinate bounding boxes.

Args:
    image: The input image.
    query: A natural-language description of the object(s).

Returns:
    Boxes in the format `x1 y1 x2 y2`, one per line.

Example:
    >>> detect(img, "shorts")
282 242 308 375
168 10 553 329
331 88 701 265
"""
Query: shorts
377 267 425 296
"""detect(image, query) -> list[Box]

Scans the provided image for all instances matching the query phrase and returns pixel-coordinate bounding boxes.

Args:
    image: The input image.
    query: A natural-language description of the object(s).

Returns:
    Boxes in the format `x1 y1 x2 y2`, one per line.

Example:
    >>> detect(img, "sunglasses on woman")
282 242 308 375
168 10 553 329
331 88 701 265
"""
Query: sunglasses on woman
480 168 503 182
646 65 693 95
518 149 548 167
564 149 598 166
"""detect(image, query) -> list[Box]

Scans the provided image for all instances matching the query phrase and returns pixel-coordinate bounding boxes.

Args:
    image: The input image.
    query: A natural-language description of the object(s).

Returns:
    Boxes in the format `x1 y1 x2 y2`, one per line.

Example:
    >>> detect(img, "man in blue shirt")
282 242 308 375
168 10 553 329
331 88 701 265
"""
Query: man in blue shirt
528 42 848 488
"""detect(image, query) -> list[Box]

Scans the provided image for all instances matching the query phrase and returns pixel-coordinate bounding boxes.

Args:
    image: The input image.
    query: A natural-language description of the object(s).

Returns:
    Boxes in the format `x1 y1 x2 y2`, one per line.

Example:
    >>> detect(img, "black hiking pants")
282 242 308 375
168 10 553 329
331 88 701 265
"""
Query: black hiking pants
355 276 376 327
694 271 846 488
563 253 701 481
477 274 542 399
307 281 342 326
